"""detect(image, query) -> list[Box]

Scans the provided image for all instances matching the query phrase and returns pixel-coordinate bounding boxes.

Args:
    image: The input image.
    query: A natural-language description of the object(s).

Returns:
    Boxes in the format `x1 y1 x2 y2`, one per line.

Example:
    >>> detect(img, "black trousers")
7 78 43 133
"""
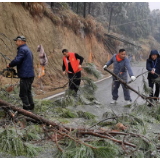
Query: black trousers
68 71 81 94
148 79 159 99
19 77 34 110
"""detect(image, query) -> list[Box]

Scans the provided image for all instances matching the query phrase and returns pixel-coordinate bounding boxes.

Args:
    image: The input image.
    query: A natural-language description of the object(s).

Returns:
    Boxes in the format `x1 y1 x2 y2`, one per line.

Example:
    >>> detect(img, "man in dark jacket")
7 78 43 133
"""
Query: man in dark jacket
7 36 35 110
146 50 160 105
62 49 84 96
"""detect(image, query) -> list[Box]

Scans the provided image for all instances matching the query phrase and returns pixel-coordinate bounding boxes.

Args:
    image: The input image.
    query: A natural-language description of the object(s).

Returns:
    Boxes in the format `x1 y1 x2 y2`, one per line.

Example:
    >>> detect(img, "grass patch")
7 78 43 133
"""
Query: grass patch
77 111 96 120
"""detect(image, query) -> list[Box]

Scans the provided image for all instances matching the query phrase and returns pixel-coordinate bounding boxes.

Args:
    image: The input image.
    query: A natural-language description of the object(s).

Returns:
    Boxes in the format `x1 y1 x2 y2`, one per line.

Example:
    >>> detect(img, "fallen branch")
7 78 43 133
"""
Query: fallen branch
0 99 58 127
79 131 136 148
55 132 63 152
87 117 117 130
128 71 148 84
0 99 153 154
122 134 129 155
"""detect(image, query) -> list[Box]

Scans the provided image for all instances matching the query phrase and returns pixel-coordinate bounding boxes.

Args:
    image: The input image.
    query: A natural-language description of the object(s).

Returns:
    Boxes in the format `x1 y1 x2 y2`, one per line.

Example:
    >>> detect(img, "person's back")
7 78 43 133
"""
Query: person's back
16 44 34 78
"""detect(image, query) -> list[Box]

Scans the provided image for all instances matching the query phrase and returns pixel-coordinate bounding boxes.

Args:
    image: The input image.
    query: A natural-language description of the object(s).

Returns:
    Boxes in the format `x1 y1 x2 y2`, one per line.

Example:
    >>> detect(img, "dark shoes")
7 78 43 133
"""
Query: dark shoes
30 104 35 110
23 103 34 110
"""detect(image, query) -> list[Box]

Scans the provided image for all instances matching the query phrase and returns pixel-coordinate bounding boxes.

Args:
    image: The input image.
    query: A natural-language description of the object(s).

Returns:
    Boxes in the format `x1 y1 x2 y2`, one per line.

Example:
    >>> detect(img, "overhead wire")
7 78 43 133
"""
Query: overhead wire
111 17 152 27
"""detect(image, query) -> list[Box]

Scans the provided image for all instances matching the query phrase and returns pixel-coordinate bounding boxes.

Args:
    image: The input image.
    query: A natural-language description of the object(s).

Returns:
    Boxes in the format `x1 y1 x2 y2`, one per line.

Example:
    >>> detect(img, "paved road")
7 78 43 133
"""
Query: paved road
95 66 146 111
46 62 149 120
66 62 148 119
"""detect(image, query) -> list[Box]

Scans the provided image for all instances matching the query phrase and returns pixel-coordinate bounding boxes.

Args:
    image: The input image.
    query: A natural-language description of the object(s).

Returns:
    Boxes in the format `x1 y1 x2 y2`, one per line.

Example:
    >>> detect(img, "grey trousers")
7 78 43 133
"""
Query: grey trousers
112 79 131 101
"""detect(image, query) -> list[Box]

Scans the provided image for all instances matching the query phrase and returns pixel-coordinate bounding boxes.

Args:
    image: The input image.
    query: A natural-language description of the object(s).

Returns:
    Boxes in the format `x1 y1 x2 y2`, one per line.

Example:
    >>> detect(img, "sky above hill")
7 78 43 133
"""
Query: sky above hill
149 2 160 11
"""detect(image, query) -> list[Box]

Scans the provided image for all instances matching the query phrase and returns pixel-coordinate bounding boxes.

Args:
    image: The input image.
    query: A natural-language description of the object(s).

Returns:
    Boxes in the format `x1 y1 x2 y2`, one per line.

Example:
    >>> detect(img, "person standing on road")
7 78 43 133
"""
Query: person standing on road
7 36 35 110
129 55 132 62
103 49 136 105
62 49 84 96
140 54 142 61
146 50 160 106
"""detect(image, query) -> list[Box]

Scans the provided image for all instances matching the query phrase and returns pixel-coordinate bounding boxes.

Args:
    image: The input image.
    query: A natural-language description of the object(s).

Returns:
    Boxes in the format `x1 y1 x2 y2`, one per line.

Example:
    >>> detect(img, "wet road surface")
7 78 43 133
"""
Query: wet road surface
67 62 148 120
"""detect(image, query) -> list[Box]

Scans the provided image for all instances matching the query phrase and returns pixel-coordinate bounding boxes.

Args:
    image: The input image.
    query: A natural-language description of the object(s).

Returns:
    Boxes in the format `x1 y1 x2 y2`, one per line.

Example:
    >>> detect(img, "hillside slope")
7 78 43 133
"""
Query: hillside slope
0 2 159 98
0 3 110 97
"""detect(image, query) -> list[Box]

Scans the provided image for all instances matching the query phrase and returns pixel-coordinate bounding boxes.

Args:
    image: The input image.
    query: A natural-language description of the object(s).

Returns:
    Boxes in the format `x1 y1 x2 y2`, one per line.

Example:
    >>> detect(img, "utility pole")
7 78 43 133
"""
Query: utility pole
89 2 91 14
51 2 55 9
83 2 86 18
108 7 113 33
71 2 74 9
77 2 79 14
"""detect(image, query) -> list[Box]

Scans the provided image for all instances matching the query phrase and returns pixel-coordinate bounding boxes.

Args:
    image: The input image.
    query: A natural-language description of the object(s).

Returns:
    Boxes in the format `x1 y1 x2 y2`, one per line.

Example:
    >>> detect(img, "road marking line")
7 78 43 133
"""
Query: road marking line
43 75 112 100
95 75 112 83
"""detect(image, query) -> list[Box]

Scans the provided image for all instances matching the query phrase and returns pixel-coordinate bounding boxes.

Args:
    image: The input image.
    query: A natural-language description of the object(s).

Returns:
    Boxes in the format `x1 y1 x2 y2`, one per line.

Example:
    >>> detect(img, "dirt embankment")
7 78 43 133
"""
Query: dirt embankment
0 3 157 99
0 3 111 98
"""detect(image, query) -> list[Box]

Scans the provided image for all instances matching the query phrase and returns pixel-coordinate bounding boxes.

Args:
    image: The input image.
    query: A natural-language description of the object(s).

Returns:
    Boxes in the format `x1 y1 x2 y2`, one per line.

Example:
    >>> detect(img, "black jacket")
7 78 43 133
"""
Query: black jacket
146 50 160 80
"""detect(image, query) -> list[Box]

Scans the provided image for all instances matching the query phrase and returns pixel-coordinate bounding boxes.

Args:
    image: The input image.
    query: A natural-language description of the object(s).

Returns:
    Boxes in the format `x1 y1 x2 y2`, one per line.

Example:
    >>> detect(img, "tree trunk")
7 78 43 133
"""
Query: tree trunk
0 99 58 127
83 2 86 18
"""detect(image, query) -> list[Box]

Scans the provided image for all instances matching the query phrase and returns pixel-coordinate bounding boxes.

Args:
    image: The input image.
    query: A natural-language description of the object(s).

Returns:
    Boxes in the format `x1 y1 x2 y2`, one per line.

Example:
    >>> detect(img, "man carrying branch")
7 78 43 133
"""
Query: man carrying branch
103 49 136 105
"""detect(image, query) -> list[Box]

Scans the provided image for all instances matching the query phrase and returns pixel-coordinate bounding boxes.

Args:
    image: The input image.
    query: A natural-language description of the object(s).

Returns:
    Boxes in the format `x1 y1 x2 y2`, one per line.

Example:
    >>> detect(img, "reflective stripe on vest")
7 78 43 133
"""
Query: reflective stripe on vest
63 52 81 73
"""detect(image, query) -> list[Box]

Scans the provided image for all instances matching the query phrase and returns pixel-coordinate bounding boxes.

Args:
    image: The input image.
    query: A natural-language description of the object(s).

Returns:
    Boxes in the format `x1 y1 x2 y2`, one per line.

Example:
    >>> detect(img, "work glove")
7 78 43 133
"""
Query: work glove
131 76 136 81
103 65 107 70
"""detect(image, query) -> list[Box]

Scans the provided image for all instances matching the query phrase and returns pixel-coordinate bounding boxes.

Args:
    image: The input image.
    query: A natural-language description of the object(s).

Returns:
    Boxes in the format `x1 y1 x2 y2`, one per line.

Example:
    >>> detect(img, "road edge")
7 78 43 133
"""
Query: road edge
43 75 112 100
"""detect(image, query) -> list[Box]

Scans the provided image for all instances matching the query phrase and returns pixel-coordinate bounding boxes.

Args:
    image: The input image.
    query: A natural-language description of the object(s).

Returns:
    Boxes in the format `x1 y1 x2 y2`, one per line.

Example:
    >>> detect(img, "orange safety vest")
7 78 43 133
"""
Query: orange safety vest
63 52 82 73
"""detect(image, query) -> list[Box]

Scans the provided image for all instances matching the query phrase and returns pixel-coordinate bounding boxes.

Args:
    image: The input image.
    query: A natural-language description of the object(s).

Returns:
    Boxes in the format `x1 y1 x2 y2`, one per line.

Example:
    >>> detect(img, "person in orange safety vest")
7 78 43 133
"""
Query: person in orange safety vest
62 49 84 96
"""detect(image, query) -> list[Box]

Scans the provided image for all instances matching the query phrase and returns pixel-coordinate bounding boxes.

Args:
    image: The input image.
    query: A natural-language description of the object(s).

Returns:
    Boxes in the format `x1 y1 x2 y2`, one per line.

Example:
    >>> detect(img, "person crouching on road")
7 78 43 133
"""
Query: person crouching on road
62 49 84 96
146 50 160 106
7 36 35 111
103 49 136 105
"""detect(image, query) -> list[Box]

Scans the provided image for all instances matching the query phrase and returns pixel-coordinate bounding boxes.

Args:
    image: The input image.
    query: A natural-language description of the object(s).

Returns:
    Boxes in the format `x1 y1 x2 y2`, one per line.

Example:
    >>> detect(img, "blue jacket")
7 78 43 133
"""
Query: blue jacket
106 54 134 82
146 50 160 80
9 44 35 78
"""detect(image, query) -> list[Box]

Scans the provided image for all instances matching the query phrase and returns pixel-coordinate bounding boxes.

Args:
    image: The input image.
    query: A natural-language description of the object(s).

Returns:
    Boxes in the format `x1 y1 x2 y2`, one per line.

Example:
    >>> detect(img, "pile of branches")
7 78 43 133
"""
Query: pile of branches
0 99 159 158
